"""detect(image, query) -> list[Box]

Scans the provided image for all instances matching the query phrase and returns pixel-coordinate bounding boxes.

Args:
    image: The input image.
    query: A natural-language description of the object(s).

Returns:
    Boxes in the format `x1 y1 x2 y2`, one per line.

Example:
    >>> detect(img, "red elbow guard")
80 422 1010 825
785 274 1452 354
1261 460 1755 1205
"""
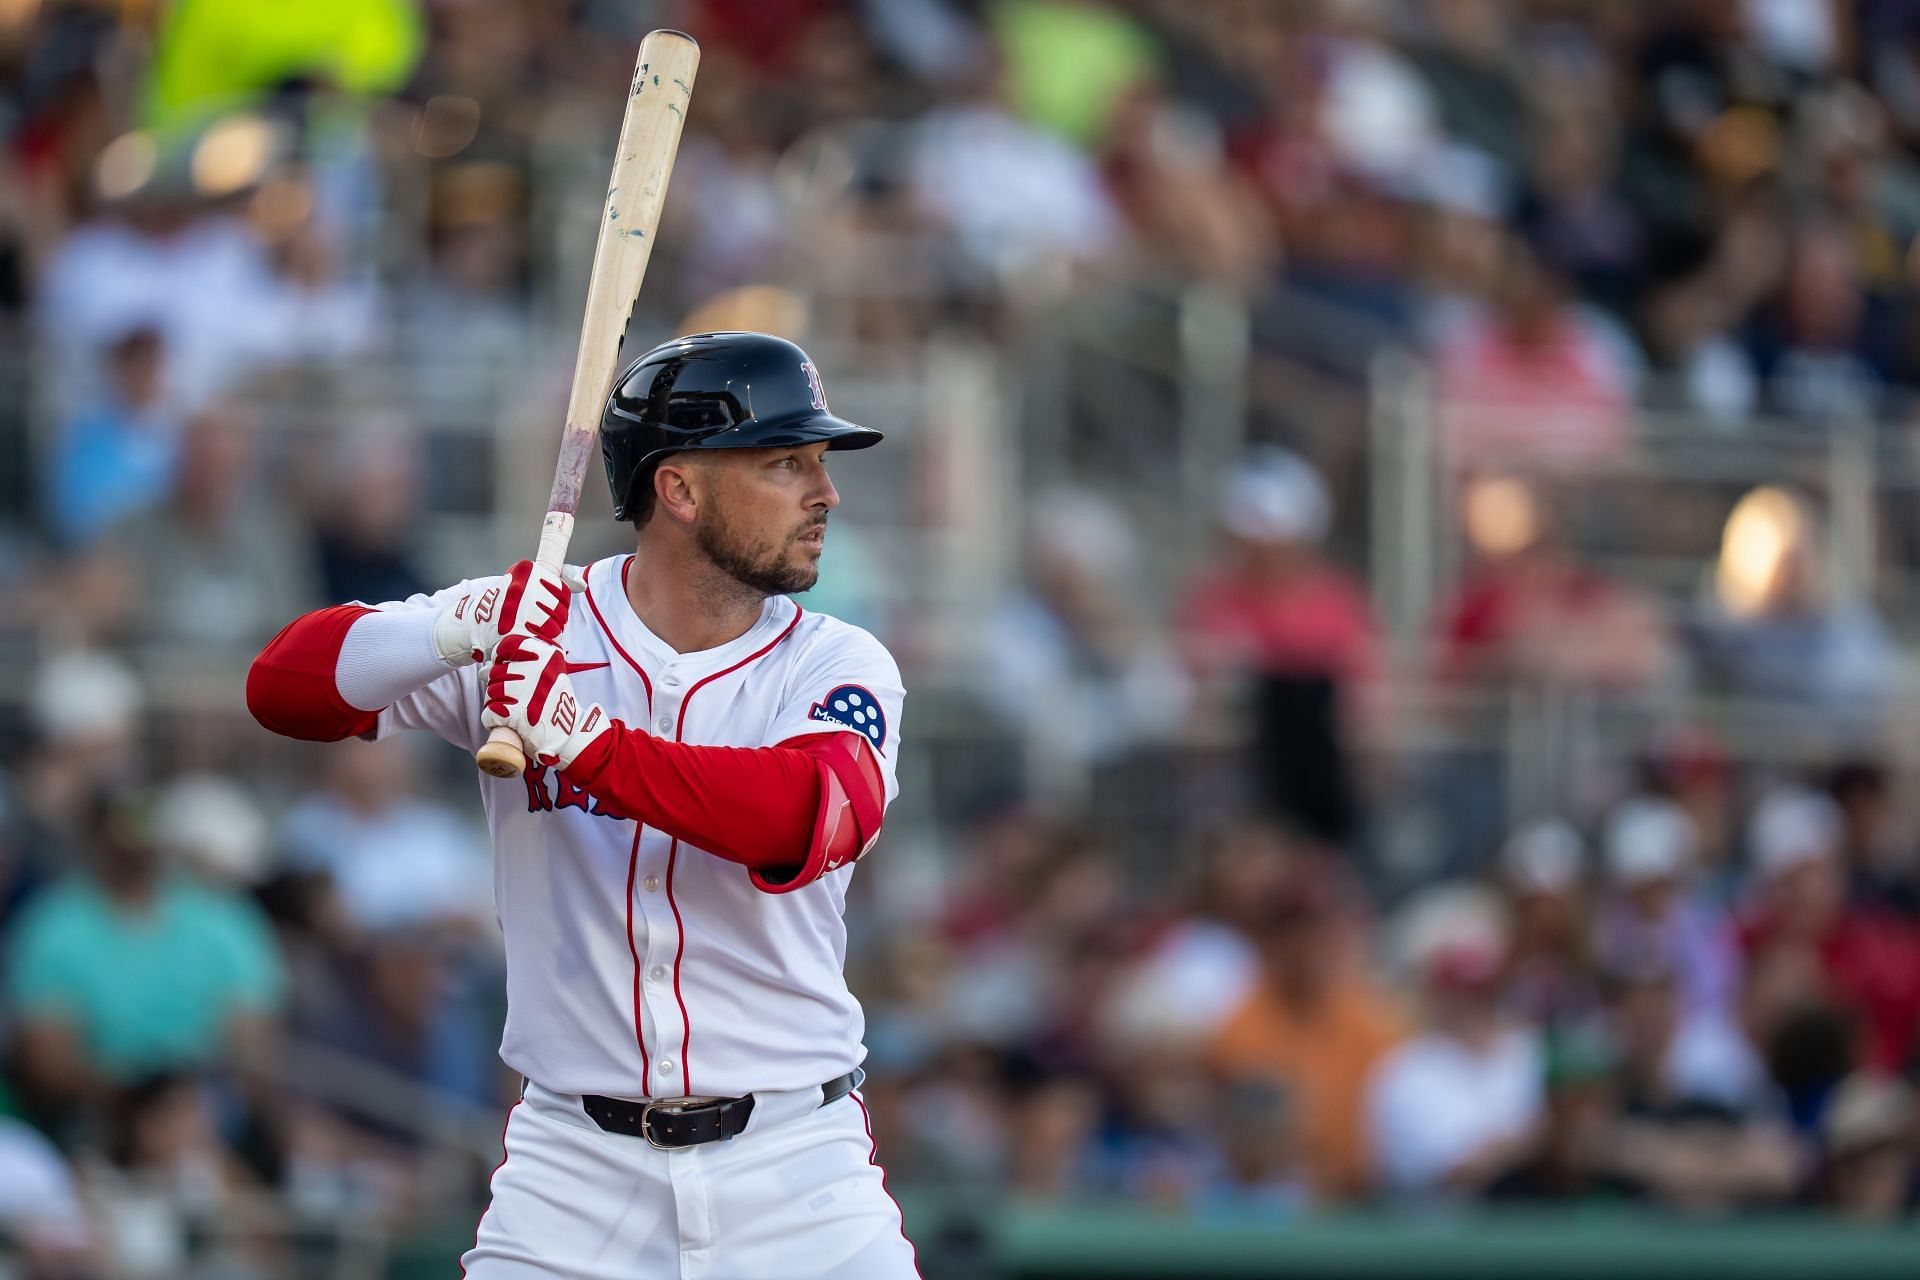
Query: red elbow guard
248 605 380 741
750 732 887 894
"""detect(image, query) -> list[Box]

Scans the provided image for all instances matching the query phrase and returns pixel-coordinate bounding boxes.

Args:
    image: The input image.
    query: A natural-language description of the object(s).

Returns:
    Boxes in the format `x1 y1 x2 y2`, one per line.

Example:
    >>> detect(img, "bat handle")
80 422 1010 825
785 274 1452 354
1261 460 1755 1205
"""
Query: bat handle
474 511 578 778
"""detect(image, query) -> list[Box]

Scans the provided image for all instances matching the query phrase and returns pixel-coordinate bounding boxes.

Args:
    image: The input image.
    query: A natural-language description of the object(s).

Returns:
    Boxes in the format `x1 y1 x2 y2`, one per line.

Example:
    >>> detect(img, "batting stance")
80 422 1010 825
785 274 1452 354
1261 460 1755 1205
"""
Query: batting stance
248 332 917 1278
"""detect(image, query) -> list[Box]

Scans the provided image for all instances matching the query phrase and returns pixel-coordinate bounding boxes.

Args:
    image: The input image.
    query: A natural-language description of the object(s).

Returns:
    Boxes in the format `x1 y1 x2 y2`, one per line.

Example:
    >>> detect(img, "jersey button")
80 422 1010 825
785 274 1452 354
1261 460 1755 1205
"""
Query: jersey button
657 1058 676 1076
643 875 660 893
648 965 666 982
662 674 682 688
656 715 672 733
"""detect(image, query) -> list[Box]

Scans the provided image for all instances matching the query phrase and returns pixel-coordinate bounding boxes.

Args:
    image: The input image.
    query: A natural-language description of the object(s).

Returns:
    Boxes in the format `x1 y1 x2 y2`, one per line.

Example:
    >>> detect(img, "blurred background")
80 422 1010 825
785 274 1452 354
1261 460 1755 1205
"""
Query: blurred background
3 0 1920 1276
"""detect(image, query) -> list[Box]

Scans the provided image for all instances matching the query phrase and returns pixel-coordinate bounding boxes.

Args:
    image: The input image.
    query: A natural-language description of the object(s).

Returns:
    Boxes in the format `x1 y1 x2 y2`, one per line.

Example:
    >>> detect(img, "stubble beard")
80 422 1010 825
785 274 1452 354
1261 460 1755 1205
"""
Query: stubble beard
694 510 821 596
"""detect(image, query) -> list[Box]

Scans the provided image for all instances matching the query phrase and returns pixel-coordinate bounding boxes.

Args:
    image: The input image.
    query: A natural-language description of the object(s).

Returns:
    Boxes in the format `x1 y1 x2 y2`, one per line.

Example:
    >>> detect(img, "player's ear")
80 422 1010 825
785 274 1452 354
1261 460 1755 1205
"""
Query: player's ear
653 460 701 526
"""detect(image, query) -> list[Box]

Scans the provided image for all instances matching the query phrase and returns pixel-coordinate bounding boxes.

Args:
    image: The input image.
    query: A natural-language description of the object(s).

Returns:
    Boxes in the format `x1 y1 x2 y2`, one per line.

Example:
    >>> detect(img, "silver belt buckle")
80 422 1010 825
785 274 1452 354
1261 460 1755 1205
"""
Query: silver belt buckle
638 1100 674 1150
638 1096 723 1150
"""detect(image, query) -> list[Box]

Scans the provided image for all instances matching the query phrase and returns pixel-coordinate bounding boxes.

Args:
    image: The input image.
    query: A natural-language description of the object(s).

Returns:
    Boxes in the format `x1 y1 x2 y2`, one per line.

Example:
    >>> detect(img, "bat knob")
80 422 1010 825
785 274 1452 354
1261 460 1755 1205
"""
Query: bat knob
477 727 528 777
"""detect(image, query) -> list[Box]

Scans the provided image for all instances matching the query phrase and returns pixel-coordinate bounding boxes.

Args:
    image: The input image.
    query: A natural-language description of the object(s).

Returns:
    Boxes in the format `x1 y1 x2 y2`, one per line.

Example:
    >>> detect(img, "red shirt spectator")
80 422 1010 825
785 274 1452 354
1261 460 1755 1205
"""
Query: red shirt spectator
1180 449 1378 687
1737 789 1920 1074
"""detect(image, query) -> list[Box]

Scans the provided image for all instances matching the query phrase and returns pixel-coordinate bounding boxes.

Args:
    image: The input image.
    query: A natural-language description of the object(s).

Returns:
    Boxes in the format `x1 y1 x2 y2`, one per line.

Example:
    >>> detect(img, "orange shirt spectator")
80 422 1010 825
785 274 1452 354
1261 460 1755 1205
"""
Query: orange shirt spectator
1206 882 1408 1200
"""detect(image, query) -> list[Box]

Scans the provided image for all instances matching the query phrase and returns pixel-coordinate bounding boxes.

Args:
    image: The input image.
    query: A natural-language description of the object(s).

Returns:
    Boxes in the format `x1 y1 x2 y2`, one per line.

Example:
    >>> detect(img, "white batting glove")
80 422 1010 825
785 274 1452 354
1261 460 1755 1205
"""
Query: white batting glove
432 560 586 667
482 633 614 768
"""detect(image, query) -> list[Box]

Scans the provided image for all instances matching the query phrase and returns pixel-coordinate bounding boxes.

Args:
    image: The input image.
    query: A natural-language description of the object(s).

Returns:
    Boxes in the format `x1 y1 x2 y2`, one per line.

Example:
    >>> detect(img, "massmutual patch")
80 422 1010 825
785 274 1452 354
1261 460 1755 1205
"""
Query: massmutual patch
809 684 885 750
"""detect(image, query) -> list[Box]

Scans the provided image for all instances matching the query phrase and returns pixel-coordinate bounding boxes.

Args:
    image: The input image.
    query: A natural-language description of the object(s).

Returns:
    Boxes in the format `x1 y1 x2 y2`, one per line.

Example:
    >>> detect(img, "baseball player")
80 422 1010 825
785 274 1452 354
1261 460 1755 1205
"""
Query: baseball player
247 332 917 1278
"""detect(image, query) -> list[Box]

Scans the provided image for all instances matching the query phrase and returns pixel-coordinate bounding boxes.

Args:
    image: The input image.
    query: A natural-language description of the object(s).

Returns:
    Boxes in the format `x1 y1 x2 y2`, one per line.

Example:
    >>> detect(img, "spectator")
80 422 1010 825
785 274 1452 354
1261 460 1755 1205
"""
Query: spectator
1005 1067 1103 1202
150 773 271 891
1828 759 1917 918
43 321 181 547
938 831 1127 1059
395 163 534 415
80 1073 258 1278
1639 184 1782 425
1498 819 1597 1027
1811 1073 1917 1221
1603 958 1802 1209
1437 476 1675 694
316 927 494 1105
5 788 284 1119
1102 821 1292 1050
1515 100 1643 317
1486 1025 1648 1205
1593 796 1743 1023
6 650 145 913
1189 1077 1312 1218
662 56 795 305
1366 888 1541 1200
1098 80 1276 284
1747 219 1899 423
277 735 493 936
977 487 1190 770
112 405 318 655
1432 233 1641 467
1737 787 1920 1076
34 177 271 410
1698 485 1897 718
0 1115 94 1272
1208 874 1407 1201
1640 726 1740 903
1182 448 1378 843
909 50 1123 282
308 428 432 608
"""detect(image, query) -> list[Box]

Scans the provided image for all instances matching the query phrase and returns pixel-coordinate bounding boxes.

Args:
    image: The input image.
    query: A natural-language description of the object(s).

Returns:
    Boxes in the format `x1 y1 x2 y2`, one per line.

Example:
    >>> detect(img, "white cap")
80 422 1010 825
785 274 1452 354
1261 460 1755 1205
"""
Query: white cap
1604 797 1697 888
1219 447 1331 545
1029 487 1137 581
1749 787 1843 881
1390 882 1508 985
1502 819 1585 896
31 651 144 745
152 774 271 884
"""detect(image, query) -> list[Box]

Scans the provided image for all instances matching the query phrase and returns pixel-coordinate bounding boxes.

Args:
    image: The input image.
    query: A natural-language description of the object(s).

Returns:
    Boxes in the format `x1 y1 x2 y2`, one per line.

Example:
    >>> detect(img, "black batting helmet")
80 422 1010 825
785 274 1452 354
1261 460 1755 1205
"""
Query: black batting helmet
600 332 882 521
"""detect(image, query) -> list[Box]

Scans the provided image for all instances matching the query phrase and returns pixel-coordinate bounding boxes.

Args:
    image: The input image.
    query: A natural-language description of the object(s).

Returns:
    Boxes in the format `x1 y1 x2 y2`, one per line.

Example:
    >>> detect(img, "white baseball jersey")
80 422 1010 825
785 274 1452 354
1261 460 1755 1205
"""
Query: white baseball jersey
369 553 905 1101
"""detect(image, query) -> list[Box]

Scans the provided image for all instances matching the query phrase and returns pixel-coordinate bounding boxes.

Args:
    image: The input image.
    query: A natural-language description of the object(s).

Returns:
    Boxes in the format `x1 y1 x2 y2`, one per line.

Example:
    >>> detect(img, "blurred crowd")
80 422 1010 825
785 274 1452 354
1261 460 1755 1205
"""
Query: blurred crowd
5 0 1920 1274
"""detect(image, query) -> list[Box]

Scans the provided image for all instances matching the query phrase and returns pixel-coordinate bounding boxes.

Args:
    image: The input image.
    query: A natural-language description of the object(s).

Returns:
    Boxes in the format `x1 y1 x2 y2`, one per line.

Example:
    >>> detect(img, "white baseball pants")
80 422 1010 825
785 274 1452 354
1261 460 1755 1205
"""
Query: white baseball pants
460 1080 921 1279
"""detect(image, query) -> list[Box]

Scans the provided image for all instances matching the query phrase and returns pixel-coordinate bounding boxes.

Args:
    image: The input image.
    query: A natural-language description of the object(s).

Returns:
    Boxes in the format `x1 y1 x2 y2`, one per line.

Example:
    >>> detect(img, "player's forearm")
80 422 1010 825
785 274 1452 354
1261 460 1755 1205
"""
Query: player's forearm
562 724 820 870
248 604 450 741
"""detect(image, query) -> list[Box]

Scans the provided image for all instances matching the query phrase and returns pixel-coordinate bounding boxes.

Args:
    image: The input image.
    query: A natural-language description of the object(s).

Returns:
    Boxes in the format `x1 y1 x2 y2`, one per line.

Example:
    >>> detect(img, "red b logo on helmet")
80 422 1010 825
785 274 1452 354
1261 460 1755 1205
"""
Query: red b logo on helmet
800 360 827 412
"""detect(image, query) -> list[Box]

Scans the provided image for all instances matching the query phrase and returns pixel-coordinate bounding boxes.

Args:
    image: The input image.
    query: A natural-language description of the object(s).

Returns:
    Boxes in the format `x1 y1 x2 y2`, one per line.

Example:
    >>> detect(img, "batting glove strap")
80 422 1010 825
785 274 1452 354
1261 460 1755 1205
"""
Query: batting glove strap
435 561 586 668
481 633 612 768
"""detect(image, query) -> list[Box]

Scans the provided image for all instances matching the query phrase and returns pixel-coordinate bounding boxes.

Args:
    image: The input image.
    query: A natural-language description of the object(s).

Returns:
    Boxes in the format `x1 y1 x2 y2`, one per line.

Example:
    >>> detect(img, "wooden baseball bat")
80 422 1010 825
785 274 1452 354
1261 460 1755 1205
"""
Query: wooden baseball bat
476 30 699 778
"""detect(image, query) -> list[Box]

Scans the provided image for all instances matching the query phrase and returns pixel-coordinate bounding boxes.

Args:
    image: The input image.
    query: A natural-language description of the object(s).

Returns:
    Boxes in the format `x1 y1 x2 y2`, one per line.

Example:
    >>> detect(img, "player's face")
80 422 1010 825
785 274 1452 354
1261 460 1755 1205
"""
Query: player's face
693 442 840 595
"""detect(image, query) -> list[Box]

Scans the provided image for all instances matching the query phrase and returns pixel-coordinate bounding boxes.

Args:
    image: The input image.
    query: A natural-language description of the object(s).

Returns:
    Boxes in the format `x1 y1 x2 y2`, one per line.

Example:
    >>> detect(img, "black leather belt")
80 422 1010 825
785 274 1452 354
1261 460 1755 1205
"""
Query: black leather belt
582 1070 862 1149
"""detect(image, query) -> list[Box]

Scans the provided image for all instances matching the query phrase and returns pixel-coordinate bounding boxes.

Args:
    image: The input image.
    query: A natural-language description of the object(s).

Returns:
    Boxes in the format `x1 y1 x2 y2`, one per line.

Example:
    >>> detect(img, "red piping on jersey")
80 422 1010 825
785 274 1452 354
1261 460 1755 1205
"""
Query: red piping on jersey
623 826 651 1097
585 556 654 703
853 1091 924 1278
460 1098 522 1277
589 557 658 1094
666 604 805 1096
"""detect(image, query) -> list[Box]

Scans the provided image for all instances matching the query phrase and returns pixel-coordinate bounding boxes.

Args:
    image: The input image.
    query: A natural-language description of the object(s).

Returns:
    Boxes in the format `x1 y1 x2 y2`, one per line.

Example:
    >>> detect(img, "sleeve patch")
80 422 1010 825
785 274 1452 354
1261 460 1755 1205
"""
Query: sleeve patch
808 684 886 750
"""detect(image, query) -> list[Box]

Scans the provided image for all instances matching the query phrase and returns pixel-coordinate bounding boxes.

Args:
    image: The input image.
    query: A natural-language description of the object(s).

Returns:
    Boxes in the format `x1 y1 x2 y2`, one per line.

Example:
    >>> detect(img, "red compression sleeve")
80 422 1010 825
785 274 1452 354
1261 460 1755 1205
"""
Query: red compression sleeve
247 606 380 741
561 726 883 878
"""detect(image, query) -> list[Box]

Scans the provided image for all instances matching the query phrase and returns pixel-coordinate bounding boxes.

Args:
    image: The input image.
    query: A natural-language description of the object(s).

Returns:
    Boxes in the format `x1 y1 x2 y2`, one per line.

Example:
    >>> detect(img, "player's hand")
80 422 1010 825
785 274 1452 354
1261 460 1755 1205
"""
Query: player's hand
433 561 587 667
482 632 614 768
